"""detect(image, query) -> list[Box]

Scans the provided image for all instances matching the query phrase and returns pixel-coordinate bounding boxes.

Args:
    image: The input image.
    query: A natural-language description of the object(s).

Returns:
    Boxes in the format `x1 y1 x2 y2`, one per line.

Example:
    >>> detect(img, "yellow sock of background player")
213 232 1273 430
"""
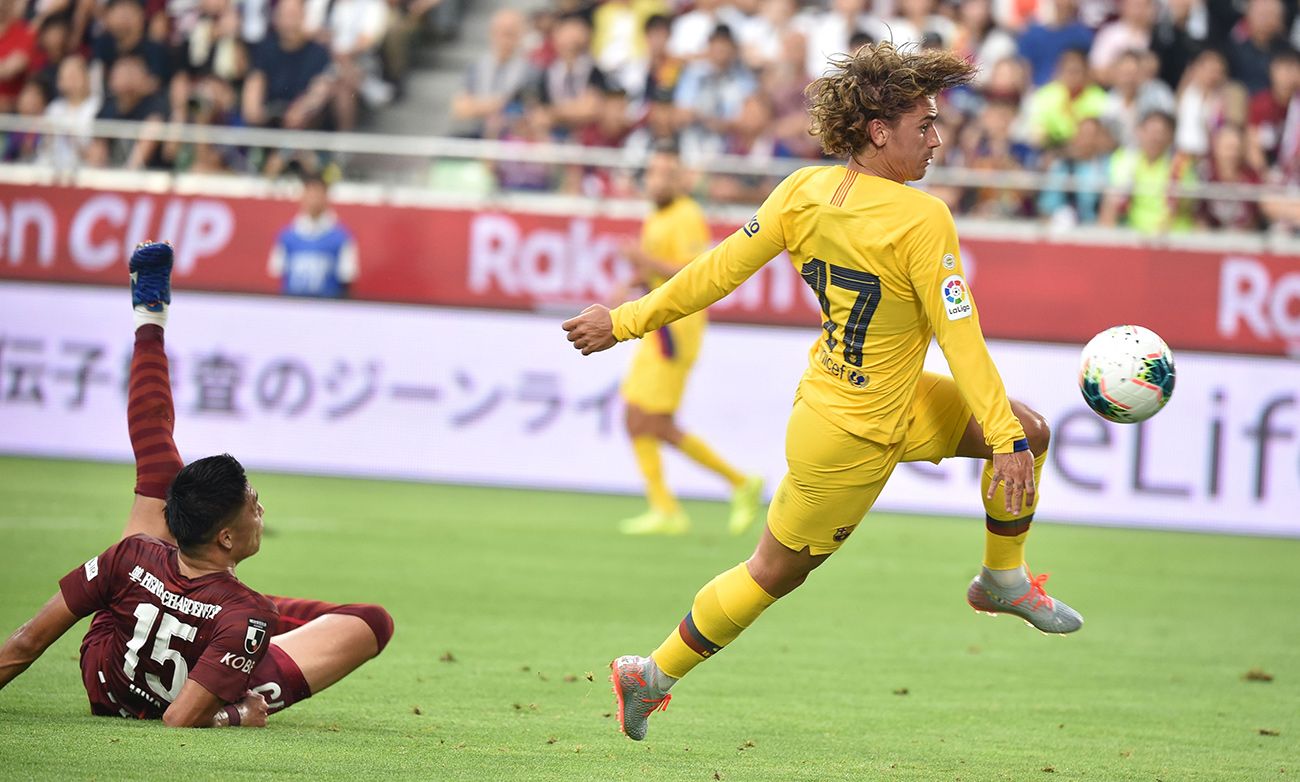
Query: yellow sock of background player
676 434 745 488
982 451 1047 577
632 436 679 514
650 563 775 682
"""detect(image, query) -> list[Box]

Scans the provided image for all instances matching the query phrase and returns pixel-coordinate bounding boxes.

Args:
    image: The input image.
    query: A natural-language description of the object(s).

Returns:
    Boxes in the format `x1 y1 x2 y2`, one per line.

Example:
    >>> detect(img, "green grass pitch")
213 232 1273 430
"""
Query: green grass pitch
0 456 1296 781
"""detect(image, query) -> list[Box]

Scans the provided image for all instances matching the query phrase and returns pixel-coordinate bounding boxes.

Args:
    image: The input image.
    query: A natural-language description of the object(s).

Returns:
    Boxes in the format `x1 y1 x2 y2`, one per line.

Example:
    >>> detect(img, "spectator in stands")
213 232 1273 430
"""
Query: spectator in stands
764 28 819 159
1174 48 1247 156
591 0 663 76
577 83 633 148
92 0 172 93
241 0 332 132
268 173 360 298
667 0 730 61
673 23 755 160
1104 49 1176 147
382 0 445 95
86 54 168 169
327 0 392 132
1151 0 1208 88
1090 0 1157 86
1226 0 1293 95
497 88 559 192
1101 110 1199 233
40 54 99 171
624 84 679 159
735 0 796 68
538 12 608 135
618 13 681 105
0 0 37 113
798 0 877 79
28 15 68 101
168 59 245 174
171 0 245 119
952 0 1017 86
1246 48 1300 169
1198 124 1265 229
887 0 956 50
3 81 44 160
962 95 1037 217
451 8 532 139
1039 116 1116 227
1018 0 1094 87
1028 48 1108 148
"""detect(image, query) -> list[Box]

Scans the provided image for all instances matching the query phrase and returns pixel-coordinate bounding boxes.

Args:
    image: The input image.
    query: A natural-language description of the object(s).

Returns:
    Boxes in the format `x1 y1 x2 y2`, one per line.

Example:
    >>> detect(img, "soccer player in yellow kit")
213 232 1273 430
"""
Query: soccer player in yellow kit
617 148 764 537
564 43 1083 742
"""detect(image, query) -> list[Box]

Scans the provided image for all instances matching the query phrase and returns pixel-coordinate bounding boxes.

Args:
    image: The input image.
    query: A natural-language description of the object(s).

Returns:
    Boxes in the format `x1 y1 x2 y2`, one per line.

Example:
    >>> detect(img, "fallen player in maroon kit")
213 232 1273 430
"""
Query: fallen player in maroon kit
0 241 394 728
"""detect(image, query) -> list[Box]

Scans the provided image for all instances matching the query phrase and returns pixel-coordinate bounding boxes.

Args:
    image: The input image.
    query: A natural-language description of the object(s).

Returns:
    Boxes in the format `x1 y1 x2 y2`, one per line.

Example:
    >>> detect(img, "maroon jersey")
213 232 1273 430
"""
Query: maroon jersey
59 535 278 719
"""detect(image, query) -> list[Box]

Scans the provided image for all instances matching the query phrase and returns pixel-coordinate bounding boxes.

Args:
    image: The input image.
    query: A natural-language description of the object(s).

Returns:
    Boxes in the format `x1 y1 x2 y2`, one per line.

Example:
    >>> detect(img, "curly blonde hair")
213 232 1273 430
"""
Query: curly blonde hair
806 42 976 158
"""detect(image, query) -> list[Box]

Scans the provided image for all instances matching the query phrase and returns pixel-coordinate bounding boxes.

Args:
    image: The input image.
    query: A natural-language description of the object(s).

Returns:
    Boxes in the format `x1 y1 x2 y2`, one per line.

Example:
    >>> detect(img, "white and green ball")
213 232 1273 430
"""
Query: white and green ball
1078 325 1176 424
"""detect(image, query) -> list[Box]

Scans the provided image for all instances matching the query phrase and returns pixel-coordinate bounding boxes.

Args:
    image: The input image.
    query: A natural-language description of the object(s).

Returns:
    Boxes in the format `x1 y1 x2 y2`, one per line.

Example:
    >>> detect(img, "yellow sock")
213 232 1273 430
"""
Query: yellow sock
981 451 1046 570
650 563 776 680
633 436 678 513
676 433 745 487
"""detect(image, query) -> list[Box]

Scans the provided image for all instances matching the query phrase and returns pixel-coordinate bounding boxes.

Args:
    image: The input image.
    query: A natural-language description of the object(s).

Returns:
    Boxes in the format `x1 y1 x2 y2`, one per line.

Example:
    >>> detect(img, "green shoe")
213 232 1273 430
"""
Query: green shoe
727 475 764 536
619 509 691 536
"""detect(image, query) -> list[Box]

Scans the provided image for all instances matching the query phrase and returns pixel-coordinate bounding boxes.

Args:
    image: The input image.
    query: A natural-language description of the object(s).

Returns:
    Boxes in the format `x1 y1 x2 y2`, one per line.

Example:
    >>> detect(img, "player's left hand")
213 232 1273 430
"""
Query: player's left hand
562 304 617 355
987 450 1036 516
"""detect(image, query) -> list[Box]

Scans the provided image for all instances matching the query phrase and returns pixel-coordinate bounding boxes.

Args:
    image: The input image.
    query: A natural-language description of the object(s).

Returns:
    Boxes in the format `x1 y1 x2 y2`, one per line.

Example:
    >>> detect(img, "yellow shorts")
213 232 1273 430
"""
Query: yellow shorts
621 318 704 415
767 371 972 555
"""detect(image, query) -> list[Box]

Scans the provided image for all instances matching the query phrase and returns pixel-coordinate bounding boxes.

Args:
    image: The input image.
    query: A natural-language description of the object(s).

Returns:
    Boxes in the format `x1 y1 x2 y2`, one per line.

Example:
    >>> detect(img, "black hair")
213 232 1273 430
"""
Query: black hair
165 454 250 551
1140 109 1176 129
1271 48 1300 67
301 171 328 188
105 0 145 11
645 13 671 34
557 11 591 29
709 24 735 44
38 14 71 34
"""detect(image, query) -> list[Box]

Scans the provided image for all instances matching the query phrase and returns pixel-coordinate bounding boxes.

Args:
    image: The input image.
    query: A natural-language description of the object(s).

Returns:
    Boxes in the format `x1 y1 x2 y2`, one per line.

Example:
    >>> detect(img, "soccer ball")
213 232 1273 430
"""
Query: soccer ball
1078 326 1176 424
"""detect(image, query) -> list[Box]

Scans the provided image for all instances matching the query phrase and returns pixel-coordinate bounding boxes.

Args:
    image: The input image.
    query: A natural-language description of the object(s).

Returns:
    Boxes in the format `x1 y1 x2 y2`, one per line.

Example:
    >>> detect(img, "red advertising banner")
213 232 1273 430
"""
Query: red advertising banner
1 183 1297 355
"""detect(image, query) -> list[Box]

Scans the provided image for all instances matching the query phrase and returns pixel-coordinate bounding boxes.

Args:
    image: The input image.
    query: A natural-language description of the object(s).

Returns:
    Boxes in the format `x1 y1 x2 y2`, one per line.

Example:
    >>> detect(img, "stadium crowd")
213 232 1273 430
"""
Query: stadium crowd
452 0 1300 232
0 0 461 174
0 0 1297 231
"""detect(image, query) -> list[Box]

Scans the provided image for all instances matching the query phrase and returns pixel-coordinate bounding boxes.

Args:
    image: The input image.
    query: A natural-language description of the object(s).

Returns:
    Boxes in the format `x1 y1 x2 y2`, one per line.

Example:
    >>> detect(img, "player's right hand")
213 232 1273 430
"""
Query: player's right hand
236 690 269 728
987 450 1036 516
562 304 617 355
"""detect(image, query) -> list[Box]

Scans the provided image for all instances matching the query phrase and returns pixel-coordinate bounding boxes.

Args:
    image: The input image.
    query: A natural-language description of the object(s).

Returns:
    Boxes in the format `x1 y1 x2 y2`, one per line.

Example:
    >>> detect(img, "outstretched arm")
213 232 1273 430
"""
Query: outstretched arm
564 173 797 353
0 593 80 691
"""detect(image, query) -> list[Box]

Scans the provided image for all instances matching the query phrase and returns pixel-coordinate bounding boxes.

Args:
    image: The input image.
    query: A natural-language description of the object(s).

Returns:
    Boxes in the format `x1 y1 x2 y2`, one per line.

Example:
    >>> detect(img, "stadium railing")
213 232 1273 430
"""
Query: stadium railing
0 113 1298 256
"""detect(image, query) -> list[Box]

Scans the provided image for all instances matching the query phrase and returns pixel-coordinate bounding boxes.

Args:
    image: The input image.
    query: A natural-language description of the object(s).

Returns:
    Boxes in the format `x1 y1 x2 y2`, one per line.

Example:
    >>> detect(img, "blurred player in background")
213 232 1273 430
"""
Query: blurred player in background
0 243 392 727
617 146 763 537
565 43 1083 742
268 173 360 298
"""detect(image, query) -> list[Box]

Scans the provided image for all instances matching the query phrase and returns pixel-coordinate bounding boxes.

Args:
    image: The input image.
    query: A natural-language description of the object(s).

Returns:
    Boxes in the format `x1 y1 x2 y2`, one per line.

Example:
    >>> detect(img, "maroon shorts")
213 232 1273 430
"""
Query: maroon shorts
247 643 314 715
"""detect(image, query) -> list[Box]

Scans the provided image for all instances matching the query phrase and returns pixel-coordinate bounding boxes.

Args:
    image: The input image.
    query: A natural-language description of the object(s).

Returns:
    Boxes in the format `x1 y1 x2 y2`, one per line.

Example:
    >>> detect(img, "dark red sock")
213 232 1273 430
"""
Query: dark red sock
267 596 344 631
129 325 183 499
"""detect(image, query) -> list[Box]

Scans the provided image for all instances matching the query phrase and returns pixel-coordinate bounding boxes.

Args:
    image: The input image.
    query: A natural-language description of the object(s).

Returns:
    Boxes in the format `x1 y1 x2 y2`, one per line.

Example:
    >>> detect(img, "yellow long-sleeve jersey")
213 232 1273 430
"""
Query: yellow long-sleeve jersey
610 165 1026 453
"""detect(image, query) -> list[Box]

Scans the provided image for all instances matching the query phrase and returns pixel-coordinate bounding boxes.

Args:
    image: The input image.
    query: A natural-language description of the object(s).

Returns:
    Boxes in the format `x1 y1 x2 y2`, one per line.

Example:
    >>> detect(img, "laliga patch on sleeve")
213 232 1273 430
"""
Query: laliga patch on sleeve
84 556 99 581
941 275 972 321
